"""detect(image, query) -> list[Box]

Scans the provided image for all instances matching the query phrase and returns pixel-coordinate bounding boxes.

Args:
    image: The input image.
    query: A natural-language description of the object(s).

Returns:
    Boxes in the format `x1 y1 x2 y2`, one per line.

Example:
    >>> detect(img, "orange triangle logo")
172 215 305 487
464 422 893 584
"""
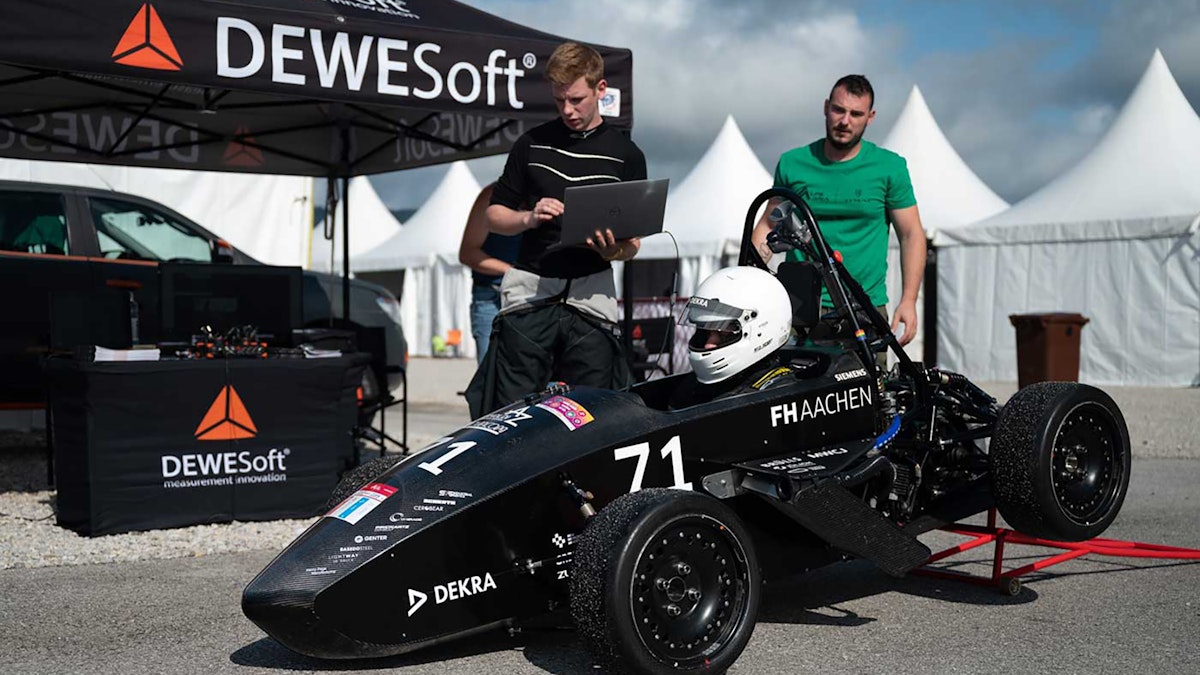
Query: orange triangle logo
195 386 258 441
112 4 183 71
223 126 265 167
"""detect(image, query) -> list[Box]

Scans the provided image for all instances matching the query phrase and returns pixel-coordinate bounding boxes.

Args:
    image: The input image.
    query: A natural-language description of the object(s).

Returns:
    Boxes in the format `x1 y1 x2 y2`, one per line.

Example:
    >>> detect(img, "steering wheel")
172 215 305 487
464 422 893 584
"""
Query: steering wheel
738 188 824 272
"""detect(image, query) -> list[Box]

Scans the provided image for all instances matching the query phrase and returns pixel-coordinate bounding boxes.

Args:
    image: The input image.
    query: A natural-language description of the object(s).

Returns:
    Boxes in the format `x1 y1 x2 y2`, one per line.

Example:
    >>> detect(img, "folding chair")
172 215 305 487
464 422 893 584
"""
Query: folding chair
350 326 408 458
445 329 463 358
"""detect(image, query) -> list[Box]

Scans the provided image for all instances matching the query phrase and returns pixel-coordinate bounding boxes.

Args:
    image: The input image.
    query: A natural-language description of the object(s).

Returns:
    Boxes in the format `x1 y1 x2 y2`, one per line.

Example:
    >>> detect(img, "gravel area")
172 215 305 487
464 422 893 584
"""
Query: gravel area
0 443 317 570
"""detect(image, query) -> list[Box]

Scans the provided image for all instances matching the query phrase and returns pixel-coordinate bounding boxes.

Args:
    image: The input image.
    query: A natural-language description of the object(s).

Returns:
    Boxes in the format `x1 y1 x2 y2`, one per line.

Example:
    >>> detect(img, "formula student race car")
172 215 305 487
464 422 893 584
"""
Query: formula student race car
243 188 1132 674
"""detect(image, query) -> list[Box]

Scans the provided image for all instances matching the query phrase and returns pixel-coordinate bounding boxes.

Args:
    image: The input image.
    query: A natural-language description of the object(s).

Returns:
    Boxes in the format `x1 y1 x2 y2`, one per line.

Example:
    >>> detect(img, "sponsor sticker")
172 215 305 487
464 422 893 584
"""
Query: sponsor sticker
551 532 578 549
328 482 397 524
537 396 595 431
599 87 621 117
769 385 873 427
407 573 499 617
466 406 533 436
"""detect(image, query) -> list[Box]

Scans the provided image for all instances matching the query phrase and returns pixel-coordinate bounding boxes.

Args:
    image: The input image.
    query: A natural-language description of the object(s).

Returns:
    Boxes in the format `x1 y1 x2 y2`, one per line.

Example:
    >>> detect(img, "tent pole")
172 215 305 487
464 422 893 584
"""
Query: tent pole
622 260 634 373
924 237 937 366
342 174 351 321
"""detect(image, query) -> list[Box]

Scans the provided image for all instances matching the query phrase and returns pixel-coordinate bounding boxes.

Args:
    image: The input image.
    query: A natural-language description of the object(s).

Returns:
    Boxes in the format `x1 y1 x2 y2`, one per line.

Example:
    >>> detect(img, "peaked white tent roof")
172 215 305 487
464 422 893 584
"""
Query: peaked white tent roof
356 161 482 271
880 86 1009 238
938 49 1200 246
310 175 403 272
640 116 771 259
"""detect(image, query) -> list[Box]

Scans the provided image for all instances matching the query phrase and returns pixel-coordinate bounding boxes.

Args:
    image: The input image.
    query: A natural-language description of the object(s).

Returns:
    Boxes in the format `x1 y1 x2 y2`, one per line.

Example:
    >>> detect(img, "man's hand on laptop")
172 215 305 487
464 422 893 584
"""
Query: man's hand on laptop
587 228 638 262
524 197 564 230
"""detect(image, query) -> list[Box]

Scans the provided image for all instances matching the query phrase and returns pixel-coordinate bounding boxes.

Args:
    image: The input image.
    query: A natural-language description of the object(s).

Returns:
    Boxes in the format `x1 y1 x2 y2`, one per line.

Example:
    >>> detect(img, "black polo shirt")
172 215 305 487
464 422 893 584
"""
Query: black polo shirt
490 119 647 279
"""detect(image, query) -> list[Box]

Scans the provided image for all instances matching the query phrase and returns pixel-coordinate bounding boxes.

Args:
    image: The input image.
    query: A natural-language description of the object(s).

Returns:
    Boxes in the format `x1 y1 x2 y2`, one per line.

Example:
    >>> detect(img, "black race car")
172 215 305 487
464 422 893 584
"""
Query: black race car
242 188 1131 674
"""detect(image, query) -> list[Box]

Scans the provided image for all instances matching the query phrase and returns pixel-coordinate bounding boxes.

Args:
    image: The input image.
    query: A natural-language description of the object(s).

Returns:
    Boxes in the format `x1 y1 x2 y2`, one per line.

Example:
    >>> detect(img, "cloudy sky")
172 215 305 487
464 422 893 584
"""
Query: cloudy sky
367 0 1200 211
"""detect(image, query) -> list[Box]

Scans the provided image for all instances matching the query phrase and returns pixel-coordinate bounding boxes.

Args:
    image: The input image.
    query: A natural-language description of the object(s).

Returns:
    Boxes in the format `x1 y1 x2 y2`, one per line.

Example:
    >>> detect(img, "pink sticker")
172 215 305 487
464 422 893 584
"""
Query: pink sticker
536 396 595 431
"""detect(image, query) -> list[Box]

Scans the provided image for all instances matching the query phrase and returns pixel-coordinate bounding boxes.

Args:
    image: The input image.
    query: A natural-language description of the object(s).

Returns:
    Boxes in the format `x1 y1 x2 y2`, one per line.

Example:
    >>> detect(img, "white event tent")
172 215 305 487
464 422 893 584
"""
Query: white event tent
636 116 772 296
0 159 312 266
880 85 1010 362
935 50 1200 386
309 176 403 273
357 161 482 359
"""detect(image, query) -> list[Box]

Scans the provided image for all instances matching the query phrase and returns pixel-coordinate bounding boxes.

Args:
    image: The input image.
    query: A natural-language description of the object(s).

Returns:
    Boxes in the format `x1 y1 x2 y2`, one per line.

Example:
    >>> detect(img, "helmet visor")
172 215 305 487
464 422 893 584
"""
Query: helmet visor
685 296 746 352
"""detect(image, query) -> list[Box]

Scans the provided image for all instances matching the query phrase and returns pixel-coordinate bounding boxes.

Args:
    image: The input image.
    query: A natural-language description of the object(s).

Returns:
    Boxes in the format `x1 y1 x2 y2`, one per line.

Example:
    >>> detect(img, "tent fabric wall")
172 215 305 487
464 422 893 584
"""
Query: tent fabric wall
938 231 1200 385
936 51 1200 386
0 160 312 266
880 86 1010 364
310 176 403 273
363 162 482 359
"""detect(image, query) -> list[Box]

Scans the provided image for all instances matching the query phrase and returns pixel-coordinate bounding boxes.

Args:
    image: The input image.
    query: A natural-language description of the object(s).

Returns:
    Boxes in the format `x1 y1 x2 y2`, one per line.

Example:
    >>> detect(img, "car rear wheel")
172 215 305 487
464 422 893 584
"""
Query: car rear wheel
570 489 761 674
990 382 1131 541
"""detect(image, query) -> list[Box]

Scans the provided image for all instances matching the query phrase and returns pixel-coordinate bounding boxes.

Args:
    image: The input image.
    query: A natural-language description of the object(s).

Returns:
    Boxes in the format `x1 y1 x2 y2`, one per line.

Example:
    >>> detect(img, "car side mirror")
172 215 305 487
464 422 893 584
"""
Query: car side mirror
212 238 235 264
776 261 822 328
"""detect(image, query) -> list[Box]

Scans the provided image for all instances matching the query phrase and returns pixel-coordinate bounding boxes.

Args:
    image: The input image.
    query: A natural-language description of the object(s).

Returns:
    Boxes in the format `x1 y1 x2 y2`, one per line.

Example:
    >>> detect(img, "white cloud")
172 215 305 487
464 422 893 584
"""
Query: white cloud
364 0 1200 213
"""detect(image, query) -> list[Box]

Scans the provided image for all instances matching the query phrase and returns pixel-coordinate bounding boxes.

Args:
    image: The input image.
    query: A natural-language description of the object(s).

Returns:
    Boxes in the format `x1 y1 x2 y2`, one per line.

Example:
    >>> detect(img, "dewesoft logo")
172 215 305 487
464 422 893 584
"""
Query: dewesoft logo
112 3 183 71
214 16 530 109
222 126 265 167
161 385 290 489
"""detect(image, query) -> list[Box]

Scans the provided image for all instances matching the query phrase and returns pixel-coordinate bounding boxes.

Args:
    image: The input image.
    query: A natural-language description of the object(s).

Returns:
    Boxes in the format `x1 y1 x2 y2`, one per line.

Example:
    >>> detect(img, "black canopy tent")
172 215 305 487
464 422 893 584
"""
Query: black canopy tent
0 0 635 318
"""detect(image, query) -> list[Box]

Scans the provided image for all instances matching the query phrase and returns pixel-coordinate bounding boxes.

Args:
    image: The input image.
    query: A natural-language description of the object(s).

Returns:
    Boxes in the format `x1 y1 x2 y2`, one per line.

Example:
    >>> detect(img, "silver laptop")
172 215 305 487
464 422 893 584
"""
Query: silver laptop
557 178 669 246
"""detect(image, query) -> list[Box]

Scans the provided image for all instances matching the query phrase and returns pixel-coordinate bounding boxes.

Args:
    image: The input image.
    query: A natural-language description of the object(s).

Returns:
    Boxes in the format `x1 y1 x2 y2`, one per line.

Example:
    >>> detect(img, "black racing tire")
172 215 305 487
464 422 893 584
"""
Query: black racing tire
990 382 1131 541
570 489 761 674
324 454 403 511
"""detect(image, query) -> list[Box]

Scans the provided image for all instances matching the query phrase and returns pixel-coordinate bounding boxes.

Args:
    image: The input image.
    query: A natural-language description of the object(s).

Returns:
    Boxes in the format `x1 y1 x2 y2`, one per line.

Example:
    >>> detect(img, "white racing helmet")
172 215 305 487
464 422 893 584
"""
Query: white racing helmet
685 266 792 384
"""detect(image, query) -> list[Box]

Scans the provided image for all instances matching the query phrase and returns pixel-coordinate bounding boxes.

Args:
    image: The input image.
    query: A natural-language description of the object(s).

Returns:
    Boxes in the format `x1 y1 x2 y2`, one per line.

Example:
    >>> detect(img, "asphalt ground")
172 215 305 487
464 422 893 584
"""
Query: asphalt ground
1 357 1198 674
1 458 1196 675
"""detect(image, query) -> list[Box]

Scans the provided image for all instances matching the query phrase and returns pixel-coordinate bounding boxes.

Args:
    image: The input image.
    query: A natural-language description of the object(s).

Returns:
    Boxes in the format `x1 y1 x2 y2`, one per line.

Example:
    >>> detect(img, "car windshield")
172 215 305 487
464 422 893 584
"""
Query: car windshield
90 197 212 262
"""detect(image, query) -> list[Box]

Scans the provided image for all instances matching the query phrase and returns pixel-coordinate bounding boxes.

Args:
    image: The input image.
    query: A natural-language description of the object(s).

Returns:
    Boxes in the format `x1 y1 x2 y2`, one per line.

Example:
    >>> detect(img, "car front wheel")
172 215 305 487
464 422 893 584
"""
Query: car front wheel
570 488 761 674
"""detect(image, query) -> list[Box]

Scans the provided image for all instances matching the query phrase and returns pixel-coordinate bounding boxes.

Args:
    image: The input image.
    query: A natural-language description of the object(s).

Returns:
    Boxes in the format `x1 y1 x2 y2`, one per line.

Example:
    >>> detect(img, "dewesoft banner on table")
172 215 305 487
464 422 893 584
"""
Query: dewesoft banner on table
48 355 368 536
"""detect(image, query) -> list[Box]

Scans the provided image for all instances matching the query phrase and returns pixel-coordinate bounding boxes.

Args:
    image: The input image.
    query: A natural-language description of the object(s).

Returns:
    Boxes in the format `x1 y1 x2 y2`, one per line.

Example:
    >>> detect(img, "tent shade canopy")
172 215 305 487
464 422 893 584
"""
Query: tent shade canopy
0 0 634 177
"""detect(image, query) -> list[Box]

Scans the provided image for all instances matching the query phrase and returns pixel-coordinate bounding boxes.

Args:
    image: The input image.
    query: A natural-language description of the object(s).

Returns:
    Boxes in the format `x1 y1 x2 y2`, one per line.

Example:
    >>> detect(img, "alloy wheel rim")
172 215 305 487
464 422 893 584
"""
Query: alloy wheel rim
629 514 750 667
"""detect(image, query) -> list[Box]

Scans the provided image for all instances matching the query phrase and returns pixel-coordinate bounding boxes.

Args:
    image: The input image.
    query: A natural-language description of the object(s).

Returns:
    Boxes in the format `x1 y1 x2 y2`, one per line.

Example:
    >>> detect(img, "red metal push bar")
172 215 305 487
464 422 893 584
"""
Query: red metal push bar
912 509 1200 595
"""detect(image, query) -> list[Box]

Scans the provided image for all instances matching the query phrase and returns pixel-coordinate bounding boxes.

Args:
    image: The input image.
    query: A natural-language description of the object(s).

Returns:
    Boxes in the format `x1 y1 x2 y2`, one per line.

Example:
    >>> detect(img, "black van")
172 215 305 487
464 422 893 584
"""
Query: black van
0 179 407 406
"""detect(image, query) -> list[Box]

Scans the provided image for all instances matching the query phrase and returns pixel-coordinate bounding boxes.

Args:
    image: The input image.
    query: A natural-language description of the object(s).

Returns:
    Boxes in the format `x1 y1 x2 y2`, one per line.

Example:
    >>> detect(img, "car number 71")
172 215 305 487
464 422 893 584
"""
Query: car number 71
613 435 693 493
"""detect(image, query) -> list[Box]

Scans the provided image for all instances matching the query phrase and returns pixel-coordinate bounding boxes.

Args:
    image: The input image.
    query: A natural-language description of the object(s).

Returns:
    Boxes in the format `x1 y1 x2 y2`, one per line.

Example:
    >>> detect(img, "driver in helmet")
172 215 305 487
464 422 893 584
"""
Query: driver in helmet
669 266 798 409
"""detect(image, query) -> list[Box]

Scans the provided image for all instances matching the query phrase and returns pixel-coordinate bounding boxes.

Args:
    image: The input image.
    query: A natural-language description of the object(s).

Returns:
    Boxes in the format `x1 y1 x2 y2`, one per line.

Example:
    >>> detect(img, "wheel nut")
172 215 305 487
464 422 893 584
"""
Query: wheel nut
676 562 692 575
666 604 681 617
655 578 668 590
687 588 701 601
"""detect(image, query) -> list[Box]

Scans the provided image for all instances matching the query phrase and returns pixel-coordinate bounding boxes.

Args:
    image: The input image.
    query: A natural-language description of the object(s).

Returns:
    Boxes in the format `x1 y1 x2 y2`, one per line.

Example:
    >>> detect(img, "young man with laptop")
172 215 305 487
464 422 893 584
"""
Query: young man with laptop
469 41 654 418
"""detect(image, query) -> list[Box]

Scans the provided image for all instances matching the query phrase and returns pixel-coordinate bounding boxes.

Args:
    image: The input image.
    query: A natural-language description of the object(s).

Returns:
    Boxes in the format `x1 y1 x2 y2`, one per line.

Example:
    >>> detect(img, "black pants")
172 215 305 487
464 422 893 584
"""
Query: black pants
466 302 631 419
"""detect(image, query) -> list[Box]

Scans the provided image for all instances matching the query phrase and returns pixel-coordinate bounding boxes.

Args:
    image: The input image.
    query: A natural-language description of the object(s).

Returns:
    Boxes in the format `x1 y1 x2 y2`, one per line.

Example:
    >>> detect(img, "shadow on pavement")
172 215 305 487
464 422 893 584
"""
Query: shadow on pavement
231 629 530 672
231 622 594 674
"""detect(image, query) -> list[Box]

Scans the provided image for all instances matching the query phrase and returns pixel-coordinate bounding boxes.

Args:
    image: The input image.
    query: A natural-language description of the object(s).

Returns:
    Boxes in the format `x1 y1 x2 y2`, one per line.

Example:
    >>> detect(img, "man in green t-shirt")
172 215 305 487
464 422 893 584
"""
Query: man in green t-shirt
752 74 926 347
